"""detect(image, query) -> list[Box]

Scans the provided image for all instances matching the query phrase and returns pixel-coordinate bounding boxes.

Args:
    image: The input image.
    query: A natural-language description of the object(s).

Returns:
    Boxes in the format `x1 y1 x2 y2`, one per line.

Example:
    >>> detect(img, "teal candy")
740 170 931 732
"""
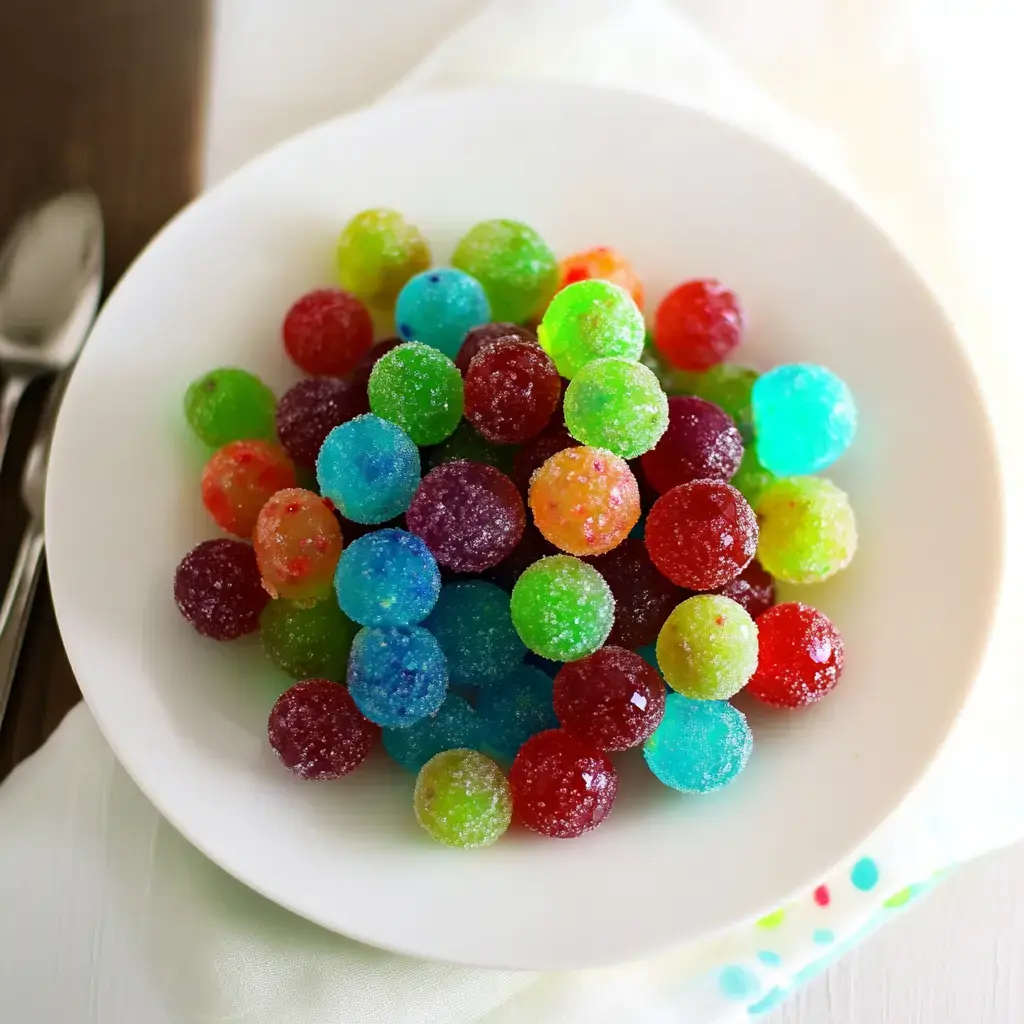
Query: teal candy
850 857 879 891
477 665 558 760
382 694 481 772
394 268 490 358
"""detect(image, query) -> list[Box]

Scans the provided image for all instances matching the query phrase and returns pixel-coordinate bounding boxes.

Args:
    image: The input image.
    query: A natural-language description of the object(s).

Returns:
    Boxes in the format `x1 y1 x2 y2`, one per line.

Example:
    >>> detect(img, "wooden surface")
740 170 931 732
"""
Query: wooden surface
0 0 210 777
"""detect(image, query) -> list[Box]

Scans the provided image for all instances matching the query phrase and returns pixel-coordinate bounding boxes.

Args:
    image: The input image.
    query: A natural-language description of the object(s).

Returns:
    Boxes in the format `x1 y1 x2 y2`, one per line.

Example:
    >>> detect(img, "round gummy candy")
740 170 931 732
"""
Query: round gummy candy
347 626 448 728
394 269 490 358
731 446 776 508
557 246 644 309
269 679 379 780
368 341 464 445
464 336 561 444
476 665 557 760
654 279 743 372
184 367 276 447
483 521 557 592
282 288 373 376
276 378 368 469
414 749 512 848
174 538 267 640
455 322 538 376
316 414 420 524
690 363 758 439
646 480 757 590
406 461 525 572
756 476 857 583
656 594 758 699
510 555 614 662
336 208 430 308
383 694 481 773
334 528 440 627
511 423 575 494
253 488 343 602
538 280 645 379
748 602 844 708
426 420 517 477
260 596 357 681
200 440 296 538
349 336 403 396
509 729 618 838
424 581 525 688
554 646 665 751
563 358 668 459
451 219 558 324
643 693 752 793
713 559 776 619
529 446 640 557
640 395 743 495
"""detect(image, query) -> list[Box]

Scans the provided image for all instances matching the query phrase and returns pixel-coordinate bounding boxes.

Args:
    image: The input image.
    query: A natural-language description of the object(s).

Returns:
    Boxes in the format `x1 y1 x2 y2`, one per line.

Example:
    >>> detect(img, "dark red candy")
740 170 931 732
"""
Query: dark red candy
455 322 538 376
747 603 844 708
646 480 757 590
268 679 379 779
348 336 402 395
714 559 776 618
173 538 268 640
509 729 618 838
276 377 368 467
484 521 557 591
553 647 665 751
282 288 374 376
511 423 575 494
654 278 744 372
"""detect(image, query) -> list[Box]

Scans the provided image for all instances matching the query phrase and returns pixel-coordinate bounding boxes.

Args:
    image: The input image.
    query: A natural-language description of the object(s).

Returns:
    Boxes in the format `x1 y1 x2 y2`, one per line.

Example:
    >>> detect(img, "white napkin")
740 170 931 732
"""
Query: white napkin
2 1 1021 1021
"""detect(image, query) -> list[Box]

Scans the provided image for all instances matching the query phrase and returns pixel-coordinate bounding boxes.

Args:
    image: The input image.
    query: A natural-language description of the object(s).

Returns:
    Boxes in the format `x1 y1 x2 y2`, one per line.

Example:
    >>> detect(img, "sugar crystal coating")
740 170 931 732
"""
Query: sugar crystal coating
383 694 481 773
282 287 373 376
689 363 758 439
476 664 557 760
484 521 557 592
426 420 517 477
455 322 538 376
174 539 268 640
394 269 490 358
731 446 776 508
336 208 430 308
557 246 644 309
184 367 276 447
200 440 296 537
276 378 368 468
654 279 743 371
511 423 575 494
260 597 357 681
713 559 776 619
349 336 402 397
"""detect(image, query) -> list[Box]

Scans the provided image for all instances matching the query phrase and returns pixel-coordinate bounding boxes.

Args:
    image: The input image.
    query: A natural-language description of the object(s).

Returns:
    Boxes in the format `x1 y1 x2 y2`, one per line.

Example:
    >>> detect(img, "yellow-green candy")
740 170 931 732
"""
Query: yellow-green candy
336 208 430 308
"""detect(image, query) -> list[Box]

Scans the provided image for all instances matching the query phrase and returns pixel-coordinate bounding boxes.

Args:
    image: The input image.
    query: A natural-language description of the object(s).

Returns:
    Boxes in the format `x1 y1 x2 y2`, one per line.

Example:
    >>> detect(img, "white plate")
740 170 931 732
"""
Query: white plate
46 85 1003 970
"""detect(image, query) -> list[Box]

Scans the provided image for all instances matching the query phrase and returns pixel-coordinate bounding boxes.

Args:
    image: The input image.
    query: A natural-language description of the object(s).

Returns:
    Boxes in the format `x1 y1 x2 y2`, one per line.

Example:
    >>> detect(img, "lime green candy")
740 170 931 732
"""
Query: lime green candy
414 749 512 848
184 367 276 447
563 357 668 459
451 219 558 324
732 446 776 507
655 595 758 700
428 419 517 476
691 364 759 438
510 555 614 662
756 476 857 583
368 341 464 445
336 208 431 308
538 280 645 379
260 598 358 682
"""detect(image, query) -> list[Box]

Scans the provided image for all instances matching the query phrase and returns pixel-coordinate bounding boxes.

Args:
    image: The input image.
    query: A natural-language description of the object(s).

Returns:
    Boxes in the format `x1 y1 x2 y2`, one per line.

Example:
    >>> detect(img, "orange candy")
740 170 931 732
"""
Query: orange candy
201 440 296 538
557 247 644 310
529 446 640 557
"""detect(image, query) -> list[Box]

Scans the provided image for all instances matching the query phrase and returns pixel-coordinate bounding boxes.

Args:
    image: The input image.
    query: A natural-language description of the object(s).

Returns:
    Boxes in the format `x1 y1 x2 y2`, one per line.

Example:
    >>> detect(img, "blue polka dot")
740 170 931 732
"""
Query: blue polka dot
398 322 413 339
719 965 761 1001
748 986 787 1015
851 857 879 891
813 928 835 945
757 950 782 968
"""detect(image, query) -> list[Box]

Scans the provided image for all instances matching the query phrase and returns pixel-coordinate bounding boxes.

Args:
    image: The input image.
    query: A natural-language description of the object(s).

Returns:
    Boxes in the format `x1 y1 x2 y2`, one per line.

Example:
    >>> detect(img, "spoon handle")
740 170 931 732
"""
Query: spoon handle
0 370 32 486
0 518 45 727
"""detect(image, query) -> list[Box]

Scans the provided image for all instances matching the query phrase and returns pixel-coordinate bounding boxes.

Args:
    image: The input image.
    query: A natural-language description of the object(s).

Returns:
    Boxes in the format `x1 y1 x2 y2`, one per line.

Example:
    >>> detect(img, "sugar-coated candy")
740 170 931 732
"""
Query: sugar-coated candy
201 440 296 537
538 280 645 379
654 279 743 371
748 602 844 708
426 420 517 477
731 446 776 508
347 626 448 728
260 596 357 681
414 749 512 848
253 488 343 602
424 581 525 688
336 208 430 308
316 414 420 524
174 539 268 640
646 480 757 590
483 521 557 592
451 219 558 324
368 341 464 445
455 322 538 376
509 729 618 838
334 528 440 627
510 555 614 662
557 246 644 309
511 423 575 494
752 363 857 475
637 643 665 681
476 665 557 760
529 446 640 557
349 336 402 396
640 395 743 495
282 288 374 376
276 378 368 468
269 679 379 780
406 461 525 572
394 269 490 359
713 559 776 619
656 594 758 699
643 693 752 793
690 364 758 440
464 336 561 443
383 694 481 773
184 367 276 447
756 476 856 583
554 646 665 751
563 358 668 459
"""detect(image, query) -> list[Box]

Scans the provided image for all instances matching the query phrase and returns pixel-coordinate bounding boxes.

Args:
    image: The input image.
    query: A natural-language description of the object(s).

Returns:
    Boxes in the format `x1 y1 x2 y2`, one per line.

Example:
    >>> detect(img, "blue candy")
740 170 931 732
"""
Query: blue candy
477 665 558 760
316 414 420 524
382 694 481 773
394 268 490 358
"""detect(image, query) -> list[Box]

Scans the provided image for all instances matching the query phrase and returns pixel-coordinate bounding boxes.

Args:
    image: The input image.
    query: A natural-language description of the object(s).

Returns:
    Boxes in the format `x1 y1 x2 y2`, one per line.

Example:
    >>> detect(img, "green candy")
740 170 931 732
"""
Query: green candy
260 598 357 682
184 367 276 447
691 364 759 438
336 208 430 308
427 419 517 476
732 446 776 508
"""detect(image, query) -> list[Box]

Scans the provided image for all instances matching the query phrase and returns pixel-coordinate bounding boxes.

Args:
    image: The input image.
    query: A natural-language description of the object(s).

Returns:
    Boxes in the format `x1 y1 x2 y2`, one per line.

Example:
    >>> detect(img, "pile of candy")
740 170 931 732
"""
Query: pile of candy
174 211 858 849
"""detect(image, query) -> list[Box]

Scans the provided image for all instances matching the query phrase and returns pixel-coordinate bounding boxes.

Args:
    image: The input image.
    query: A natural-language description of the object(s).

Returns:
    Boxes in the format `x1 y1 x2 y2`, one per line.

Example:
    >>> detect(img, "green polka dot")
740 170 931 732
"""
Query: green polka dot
851 857 879 892
757 909 786 930
718 965 761 1000
884 885 917 908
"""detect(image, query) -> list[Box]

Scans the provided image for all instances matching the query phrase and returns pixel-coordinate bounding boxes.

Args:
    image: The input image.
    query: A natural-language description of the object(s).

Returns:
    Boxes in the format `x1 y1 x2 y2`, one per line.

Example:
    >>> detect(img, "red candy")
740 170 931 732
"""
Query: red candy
714 559 776 619
654 279 743 371
511 423 575 494
173 538 268 640
640 395 743 495
509 729 618 838
282 288 374 376
645 480 757 590
201 440 296 537
747 603 844 708
268 679 379 779
276 377 368 468
554 647 665 751
455 322 538 376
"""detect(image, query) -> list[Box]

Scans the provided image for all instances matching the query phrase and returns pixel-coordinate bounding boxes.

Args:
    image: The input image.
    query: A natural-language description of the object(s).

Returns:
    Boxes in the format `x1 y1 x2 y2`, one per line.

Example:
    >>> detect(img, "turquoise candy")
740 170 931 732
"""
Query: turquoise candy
477 665 558 760
394 268 491 358
382 694 481 772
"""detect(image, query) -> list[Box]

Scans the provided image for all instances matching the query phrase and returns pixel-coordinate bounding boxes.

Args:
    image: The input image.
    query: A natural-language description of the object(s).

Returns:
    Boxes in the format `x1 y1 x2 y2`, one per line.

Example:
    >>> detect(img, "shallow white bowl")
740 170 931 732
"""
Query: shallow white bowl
46 84 1002 970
